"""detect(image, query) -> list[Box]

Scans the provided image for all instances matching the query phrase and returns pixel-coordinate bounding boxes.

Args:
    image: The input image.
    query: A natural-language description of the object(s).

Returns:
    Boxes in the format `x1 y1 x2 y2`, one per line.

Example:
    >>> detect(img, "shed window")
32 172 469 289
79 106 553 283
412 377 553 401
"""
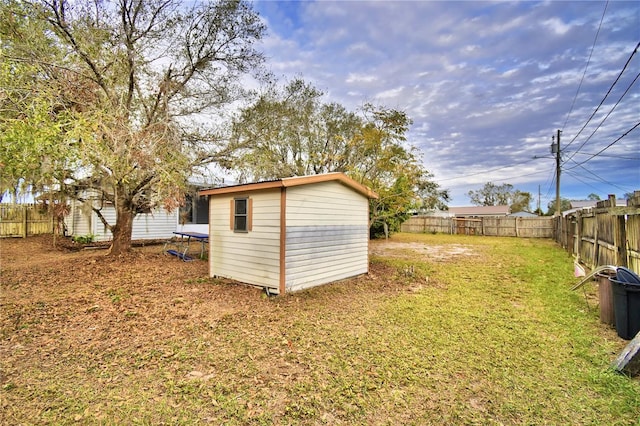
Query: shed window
232 198 252 232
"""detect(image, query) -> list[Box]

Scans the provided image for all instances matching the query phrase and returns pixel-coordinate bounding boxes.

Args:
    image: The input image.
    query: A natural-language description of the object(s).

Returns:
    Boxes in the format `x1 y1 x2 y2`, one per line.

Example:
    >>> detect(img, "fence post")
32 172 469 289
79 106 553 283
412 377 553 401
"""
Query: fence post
614 214 627 267
593 212 600 268
22 205 28 238
575 210 582 264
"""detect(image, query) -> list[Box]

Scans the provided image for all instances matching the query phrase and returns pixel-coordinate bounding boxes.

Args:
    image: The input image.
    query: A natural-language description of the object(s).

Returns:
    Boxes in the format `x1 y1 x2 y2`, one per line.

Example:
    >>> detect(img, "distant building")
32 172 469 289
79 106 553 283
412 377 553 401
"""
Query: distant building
448 205 510 218
509 211 538 218
563 199 627 217
414 208 454 218
569 200 598 209
569 199 627 209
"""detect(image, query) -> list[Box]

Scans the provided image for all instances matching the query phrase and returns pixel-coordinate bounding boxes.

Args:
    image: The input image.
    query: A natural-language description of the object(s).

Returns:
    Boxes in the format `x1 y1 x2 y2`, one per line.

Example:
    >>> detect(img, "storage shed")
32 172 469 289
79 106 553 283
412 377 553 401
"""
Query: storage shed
199 173 378 294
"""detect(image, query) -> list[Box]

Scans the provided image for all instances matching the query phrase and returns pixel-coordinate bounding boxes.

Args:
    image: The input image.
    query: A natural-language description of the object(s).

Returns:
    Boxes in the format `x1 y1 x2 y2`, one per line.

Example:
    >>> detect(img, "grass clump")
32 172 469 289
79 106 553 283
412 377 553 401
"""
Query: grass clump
1 234 638 424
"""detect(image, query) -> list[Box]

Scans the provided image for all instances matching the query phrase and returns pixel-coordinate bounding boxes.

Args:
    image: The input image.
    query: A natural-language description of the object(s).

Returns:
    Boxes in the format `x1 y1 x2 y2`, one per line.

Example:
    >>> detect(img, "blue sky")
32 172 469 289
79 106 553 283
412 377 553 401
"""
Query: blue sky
253 0 640 208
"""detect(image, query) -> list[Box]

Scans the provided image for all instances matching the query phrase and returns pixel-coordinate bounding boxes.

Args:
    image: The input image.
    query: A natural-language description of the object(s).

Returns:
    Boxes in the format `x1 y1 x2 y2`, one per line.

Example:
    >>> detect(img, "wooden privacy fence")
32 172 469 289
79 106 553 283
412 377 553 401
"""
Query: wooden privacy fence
555 192 640 274
0 204 53 238
401 215 554 238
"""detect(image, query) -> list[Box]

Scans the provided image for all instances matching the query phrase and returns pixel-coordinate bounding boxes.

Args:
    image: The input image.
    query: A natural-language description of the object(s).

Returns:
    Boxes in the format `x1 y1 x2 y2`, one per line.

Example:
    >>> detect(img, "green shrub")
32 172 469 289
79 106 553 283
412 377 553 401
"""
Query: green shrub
72 234 94 244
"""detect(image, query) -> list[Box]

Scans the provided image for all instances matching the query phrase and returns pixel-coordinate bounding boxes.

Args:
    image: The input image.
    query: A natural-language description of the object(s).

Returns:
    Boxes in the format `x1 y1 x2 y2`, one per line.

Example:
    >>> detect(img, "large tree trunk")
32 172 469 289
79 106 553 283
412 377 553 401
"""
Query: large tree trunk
108 198 135 256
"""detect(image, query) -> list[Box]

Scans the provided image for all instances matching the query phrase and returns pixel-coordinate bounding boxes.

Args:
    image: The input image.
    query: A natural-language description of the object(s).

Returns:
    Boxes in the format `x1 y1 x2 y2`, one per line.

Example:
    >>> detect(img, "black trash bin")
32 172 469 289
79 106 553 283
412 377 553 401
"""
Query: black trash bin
609 267 640 340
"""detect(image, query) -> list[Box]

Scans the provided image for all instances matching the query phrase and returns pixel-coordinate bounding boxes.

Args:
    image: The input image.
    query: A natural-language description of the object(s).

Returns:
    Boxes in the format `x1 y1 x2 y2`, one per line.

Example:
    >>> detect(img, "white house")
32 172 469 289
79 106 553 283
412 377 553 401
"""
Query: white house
64 186 210 242
199 173 378 295
65 199 179 242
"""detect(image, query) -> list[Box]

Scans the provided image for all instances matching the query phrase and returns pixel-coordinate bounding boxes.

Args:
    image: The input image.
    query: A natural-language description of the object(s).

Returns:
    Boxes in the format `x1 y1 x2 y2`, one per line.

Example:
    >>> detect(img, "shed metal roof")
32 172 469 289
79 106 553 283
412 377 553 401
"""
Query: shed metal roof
198 172 378 199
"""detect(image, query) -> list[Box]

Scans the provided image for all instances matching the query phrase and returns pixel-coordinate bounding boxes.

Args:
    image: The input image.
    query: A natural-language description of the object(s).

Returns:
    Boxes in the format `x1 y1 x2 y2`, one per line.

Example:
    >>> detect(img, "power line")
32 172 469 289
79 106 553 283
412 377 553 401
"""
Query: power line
563 151 640 160
564 170 603 189
544 168 556 200
563 169 617 195
564 120 640 171
564 158 634 193
562 70 640 166
433 157 539 182
564 169 635 196
561 0 609 132
542 168 555 197
562 41 640 152
487 169 551 183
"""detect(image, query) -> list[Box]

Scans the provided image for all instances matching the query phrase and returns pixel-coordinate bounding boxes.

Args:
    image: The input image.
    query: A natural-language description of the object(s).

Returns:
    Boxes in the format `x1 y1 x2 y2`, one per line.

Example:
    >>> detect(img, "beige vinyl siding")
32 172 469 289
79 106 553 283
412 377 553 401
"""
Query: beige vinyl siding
285 182 370 292
285 225 368 292
286 181 368 227
209 190 281 290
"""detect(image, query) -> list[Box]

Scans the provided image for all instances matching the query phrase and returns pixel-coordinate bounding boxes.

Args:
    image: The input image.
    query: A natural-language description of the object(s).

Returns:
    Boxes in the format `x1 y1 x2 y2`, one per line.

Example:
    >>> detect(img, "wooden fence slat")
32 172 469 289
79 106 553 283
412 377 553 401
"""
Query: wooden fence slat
401 191 639 276
554 191 640 275
401 216 554 238
0 204 53 238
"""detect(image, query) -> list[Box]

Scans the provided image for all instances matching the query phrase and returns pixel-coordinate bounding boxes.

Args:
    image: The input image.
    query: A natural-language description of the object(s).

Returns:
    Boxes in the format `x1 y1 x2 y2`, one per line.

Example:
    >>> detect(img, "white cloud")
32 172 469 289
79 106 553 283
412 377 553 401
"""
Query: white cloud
542 17 573 36
253 0 640 205
345 73 378 84
375 86 405 100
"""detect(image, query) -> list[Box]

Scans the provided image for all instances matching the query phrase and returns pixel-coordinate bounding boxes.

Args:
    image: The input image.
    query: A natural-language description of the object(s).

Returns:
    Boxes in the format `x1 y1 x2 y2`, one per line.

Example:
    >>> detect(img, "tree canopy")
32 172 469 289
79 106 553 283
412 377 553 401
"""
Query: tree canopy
229 79 450 236
1 0 266 253
467 182 532 213
2 2 449 245
546 198 572 216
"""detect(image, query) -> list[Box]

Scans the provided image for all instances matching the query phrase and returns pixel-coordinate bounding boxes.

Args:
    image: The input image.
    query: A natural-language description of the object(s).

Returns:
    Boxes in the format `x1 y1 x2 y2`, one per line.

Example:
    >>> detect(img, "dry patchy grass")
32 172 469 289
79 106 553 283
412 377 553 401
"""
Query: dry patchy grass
1 234 638 425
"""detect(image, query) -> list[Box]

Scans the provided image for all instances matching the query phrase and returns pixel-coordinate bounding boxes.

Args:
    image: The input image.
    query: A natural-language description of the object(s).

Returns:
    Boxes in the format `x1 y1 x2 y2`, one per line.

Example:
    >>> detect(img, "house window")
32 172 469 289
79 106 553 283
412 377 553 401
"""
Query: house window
234 198 248 232
179 194 209 224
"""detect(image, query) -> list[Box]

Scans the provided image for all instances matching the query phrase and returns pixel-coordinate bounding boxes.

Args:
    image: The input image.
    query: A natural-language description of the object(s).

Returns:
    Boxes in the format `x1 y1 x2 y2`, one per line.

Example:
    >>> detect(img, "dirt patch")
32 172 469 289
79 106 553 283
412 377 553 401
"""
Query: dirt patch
1 235 422 424
0 236 404 396
1 237 253 370
370 240 477 262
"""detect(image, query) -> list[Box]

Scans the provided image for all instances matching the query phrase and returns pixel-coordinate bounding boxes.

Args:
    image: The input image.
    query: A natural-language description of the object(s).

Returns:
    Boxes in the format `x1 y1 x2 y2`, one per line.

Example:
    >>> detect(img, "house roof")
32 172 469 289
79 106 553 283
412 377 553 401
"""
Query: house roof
569 200 597 209
509 211 538 217
198 172 379 199
569 199 627 209
448 205 510 216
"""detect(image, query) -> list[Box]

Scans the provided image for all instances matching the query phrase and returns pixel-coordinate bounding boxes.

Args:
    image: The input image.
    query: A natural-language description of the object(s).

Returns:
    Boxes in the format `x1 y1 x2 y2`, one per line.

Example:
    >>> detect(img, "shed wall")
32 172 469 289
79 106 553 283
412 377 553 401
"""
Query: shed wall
285 182 369 292
209 189 281 290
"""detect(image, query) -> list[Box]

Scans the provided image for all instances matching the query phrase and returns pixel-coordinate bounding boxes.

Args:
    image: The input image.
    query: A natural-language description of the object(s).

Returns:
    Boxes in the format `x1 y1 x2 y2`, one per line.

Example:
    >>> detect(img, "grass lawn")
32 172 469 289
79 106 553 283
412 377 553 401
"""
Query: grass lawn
1 233 638 424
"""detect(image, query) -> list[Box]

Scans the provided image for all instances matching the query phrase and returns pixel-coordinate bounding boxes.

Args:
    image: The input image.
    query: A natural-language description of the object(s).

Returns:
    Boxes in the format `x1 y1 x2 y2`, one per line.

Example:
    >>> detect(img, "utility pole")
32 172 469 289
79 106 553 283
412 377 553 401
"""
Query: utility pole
551 130 562 216
556 129 561 216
